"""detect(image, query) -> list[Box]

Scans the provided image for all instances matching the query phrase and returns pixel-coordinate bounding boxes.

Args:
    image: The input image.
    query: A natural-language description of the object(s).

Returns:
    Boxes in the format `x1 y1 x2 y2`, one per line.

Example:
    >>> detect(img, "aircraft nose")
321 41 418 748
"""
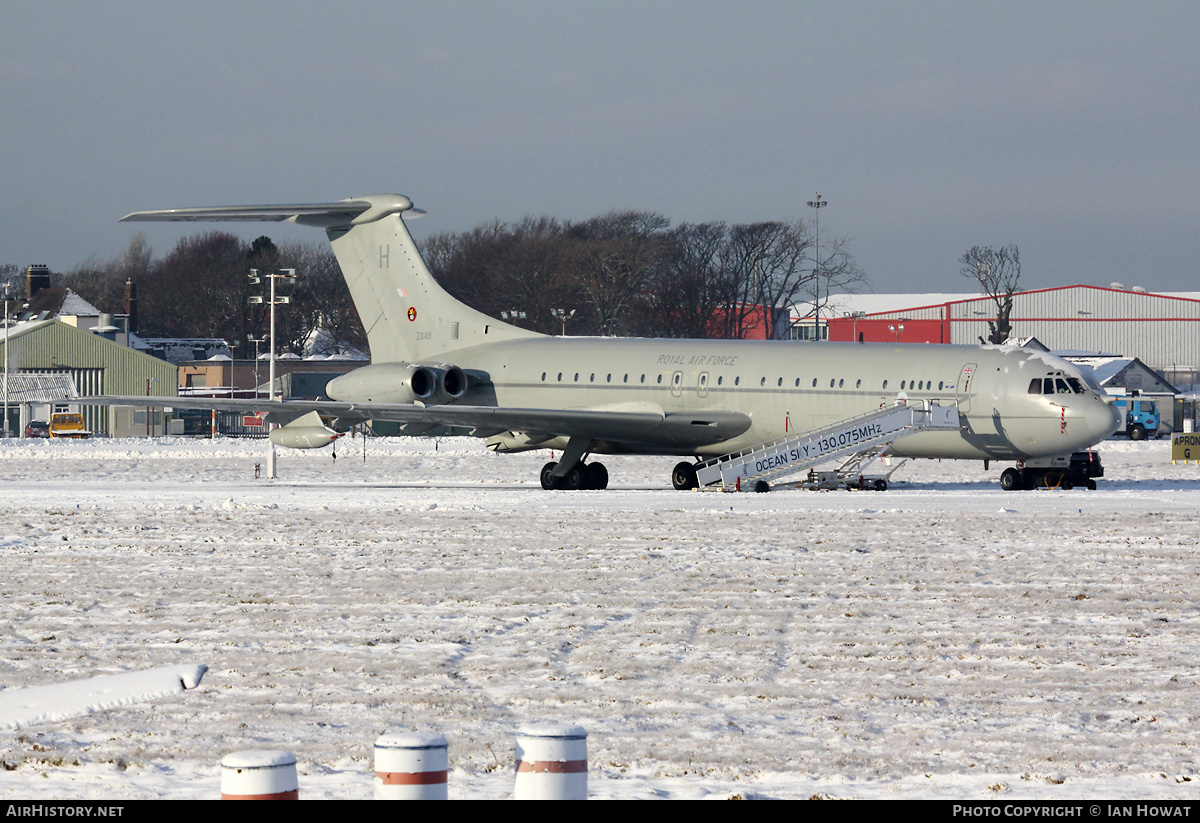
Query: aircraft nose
1086 399 1122 442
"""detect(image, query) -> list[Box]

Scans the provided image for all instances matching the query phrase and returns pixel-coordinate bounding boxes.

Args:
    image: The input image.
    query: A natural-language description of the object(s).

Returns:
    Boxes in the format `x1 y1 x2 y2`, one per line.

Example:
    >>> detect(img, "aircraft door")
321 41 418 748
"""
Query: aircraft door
671 371 683 398
956 363 976 414
697 372 709 398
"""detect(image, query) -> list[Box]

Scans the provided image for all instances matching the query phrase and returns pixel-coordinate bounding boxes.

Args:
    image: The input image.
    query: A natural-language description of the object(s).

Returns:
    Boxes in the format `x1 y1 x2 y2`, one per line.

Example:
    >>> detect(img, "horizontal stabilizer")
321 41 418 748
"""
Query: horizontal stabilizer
120 194 424 229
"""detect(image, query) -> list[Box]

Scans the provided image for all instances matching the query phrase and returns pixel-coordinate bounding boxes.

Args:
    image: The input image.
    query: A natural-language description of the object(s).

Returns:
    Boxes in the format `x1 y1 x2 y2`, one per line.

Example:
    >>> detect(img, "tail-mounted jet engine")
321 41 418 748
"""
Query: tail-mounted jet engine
325 361 469 405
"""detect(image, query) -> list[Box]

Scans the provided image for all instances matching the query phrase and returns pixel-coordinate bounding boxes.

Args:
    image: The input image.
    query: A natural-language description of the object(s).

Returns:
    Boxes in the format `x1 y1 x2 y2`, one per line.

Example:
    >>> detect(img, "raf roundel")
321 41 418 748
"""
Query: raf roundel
407 307 417 322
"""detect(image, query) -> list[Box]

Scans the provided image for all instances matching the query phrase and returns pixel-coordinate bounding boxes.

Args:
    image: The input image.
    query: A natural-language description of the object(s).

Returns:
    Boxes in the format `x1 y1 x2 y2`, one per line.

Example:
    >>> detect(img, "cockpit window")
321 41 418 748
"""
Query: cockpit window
1055 378 1071 394
1067 377 1085 394
1028 379 1042 394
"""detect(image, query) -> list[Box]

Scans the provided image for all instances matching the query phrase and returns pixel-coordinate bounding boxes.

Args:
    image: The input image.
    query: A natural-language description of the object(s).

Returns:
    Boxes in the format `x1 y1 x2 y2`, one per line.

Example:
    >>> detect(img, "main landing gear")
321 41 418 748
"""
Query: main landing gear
671 461 699 491
541 460 609 490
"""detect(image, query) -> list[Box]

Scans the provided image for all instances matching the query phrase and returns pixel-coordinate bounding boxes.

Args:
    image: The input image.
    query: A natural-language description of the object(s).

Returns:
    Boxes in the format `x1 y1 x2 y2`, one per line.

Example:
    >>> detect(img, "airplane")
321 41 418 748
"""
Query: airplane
84 192 1120 490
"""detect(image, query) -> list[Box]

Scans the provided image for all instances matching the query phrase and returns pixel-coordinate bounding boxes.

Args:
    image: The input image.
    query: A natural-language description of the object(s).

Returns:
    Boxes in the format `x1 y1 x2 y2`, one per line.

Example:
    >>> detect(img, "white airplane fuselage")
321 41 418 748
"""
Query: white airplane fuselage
431 336 1120 460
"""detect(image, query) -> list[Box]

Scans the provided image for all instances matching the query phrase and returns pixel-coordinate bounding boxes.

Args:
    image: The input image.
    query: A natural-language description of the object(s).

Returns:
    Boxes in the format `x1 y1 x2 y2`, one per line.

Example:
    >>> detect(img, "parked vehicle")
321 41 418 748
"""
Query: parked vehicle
49 412 91 439
24 420 50 438
1108 392 1167 440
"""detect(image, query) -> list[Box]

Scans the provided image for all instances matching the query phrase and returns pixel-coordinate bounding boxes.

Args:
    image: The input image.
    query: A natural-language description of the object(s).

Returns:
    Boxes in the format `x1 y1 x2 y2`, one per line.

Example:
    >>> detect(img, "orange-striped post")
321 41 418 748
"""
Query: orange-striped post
220 750 298 800
374 731 449 800
514 723 587 800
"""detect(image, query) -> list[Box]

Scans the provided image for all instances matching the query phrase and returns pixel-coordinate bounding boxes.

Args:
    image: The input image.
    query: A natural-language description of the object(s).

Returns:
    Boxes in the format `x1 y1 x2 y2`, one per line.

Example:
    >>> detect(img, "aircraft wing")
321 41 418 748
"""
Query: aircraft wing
0 664 207 730
73 396 752 450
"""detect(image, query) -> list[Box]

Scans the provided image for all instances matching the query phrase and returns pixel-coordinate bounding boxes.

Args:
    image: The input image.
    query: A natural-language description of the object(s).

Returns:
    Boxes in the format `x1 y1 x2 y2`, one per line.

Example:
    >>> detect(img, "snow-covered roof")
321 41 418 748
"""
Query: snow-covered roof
0 372 79 402
57 290 104 317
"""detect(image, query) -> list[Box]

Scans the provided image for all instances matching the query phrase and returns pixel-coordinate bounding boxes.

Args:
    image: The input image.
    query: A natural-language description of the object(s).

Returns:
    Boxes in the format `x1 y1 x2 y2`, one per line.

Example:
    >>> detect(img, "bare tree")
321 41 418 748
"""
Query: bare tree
139 231 251 340
802 234 867 338
61 233 154 317
718 221 815 340
565 211 671 335
637 222 730 338
960 244 1021 344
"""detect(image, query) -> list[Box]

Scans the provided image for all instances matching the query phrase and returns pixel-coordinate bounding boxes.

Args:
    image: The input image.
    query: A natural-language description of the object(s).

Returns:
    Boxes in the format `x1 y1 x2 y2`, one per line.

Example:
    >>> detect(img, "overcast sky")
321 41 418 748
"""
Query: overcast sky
3 1 1198 295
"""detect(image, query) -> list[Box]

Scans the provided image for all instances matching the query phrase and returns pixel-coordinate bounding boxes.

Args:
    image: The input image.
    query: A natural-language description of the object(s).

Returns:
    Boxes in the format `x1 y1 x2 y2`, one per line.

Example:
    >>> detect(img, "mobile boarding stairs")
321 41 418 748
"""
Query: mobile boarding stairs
695 401 960 492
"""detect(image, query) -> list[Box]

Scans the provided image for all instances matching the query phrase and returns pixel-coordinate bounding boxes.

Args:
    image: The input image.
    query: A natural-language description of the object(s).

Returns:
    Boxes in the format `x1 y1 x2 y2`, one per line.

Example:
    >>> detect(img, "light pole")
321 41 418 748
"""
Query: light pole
807 193 827 342
248 334 267 399
848 311 865 343
3 283 10 438
551 308 575 336
143 377 161 436
249 268 296 478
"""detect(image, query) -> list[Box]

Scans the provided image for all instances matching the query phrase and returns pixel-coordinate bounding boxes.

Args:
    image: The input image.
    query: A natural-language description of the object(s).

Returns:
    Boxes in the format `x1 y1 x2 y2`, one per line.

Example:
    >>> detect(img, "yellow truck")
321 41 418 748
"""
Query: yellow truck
49 412 91 439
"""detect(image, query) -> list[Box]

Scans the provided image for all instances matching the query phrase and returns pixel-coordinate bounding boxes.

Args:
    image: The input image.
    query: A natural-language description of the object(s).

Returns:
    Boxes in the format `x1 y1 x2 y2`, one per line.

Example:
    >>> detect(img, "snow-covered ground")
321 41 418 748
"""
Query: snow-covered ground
1 435 1198 799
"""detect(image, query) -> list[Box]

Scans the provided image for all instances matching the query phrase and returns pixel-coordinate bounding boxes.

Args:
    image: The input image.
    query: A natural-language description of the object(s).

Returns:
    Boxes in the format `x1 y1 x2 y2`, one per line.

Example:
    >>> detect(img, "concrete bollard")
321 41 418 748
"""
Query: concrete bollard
513 723 588 800
220 750 299 800
374 731 449 800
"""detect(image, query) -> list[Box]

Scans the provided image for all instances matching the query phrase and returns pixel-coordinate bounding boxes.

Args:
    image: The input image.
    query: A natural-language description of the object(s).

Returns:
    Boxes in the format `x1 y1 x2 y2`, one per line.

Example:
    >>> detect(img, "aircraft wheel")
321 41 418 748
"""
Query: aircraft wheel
1129 424 1147 441
1000 467 1022 491
672 461 699 490
540 462 559 490
562 464 586 491
585 462 609 490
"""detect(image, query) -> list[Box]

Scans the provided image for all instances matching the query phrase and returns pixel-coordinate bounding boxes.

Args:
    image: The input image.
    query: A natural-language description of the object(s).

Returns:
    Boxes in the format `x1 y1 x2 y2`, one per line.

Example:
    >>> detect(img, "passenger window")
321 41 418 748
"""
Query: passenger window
574 373 579 382
735 376 741 386
657 375 663 384
812 379 817 388
838 379 844 388
718 376 723 386
882 380 888 389
856 379 862 388
606 374 612 382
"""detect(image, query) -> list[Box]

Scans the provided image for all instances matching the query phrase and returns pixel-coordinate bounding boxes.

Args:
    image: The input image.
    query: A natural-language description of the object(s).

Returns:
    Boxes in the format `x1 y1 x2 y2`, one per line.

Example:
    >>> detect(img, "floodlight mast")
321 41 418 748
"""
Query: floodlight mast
3 284 9 438
807 193 828 343
249 268 296 478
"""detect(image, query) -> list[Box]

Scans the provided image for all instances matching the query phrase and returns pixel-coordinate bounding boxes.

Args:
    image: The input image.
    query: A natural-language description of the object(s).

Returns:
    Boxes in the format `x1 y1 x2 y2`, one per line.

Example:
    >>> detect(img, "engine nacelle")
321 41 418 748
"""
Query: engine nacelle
325 361 468 405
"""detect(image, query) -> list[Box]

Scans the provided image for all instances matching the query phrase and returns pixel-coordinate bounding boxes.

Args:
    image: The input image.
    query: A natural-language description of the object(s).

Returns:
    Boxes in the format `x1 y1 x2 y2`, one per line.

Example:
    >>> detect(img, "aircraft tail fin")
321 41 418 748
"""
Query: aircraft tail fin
122 194 541 362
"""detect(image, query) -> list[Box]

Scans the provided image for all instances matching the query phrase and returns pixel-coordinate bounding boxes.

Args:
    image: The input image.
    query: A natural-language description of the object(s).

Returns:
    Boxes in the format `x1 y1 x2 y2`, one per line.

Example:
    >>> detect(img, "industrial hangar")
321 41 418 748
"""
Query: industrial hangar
821 285 1200 394
1 317 177 437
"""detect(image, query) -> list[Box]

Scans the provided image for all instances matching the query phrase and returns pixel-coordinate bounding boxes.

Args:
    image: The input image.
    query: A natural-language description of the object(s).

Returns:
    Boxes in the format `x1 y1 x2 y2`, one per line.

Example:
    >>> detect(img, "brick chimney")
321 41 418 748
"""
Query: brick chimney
26 264 51 300
124 278 139 334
